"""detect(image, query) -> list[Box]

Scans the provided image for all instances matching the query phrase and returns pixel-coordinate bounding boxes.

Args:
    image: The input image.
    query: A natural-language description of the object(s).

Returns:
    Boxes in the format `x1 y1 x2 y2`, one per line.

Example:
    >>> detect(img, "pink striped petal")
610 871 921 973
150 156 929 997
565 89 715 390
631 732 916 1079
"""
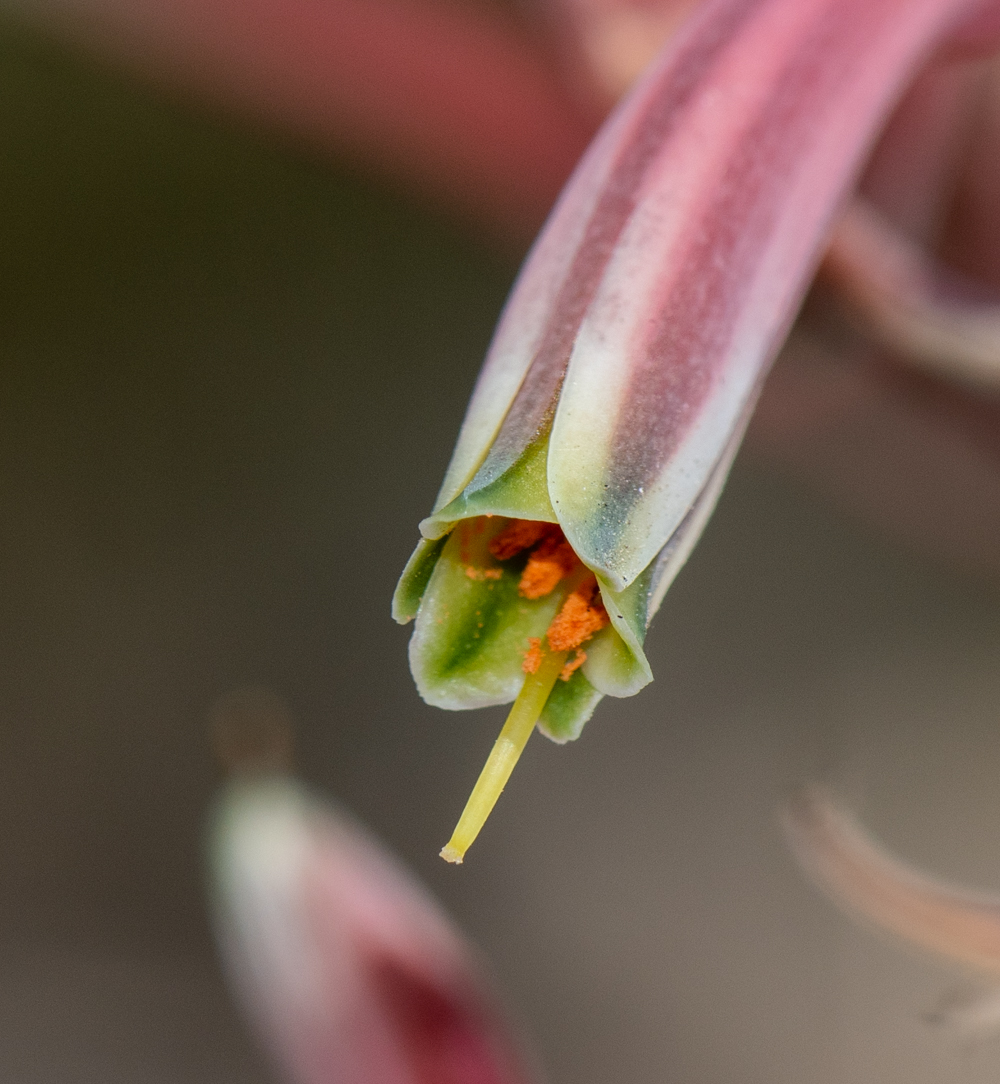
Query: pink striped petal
543 0 998 591
429 0 1000 600
404 0 1000 727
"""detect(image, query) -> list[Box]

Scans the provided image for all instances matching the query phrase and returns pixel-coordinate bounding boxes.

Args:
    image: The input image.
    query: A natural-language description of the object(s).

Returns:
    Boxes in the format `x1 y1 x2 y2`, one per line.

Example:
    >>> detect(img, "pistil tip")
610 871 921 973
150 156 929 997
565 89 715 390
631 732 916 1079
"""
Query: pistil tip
440 844 465 864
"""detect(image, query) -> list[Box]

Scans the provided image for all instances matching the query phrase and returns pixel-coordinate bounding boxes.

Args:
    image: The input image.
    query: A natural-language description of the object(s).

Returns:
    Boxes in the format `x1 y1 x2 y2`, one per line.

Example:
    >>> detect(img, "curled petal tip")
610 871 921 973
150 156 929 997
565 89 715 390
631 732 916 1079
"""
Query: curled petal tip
783 784 1000 975
825 199 1000 390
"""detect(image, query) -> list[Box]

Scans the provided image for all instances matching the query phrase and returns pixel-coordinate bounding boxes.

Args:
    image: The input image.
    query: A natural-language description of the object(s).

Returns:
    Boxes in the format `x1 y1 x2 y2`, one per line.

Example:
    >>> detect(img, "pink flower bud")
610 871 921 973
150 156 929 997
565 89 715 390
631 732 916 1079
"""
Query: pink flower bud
208 776 540 1084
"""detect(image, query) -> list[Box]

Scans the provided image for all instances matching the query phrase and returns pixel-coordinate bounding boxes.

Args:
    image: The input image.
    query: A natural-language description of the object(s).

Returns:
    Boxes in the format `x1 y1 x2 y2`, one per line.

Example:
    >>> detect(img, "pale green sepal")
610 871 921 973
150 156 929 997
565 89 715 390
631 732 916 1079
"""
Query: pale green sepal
645 420 744 622
392 536 448 624
578 428 738 695
578 568 655 697
430 116 623 515
419 436 556 541
538 669 603 743
409 518 565 710
582 625 649 697
550 365 761 593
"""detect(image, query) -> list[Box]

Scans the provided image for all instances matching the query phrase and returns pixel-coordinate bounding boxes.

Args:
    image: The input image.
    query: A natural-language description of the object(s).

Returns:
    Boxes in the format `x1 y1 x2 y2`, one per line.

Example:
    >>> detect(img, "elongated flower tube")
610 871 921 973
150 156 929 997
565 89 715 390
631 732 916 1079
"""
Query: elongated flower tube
208 772 540 1084
395 0 1000 861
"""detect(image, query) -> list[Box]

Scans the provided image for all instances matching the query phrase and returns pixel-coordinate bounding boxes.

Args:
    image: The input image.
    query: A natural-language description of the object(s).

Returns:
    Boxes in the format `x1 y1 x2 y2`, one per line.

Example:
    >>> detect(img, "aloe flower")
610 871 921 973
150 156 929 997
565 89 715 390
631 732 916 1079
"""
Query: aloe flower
390 0 1000 860
13 0 1000 857
208 769 539 1084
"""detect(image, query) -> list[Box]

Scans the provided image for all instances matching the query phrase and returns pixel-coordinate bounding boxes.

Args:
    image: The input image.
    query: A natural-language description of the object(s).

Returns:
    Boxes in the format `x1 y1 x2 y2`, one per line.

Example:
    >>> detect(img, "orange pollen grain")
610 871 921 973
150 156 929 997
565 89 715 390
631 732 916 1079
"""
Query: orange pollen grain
546 578 609 652
488 519 553 560
464 565 503 581
559 649 587 682
522 637 543 675
518 537 578 599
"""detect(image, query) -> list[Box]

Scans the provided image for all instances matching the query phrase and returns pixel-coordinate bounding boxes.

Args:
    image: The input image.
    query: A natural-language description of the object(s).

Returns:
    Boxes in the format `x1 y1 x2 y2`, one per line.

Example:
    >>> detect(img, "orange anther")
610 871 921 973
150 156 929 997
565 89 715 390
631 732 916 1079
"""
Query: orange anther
488 519 553 560
559 649 587 682
522 637 543 674
518 536 578 599
546 578 609 652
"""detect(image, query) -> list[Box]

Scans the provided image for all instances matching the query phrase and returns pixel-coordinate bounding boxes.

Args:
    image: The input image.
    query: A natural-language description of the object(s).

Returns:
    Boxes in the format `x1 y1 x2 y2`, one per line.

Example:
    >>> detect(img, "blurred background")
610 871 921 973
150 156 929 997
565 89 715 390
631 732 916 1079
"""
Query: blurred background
1 13 1000 1082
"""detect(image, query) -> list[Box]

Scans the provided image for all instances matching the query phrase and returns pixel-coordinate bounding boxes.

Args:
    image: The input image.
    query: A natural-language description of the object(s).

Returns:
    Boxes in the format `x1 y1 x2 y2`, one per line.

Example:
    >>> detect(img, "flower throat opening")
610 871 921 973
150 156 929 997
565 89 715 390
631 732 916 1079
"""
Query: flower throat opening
441 520 609 864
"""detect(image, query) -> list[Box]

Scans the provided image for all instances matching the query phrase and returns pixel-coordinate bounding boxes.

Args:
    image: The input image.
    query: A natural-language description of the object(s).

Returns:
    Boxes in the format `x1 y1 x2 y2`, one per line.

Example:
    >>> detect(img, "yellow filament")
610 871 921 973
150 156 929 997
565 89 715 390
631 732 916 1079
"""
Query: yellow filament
440 647 567 864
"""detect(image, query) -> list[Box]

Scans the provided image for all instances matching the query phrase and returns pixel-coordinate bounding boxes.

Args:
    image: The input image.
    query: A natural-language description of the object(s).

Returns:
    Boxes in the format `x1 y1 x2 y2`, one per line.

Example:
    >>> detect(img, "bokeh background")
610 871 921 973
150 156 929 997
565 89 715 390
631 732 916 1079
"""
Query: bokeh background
2 14 1000 1082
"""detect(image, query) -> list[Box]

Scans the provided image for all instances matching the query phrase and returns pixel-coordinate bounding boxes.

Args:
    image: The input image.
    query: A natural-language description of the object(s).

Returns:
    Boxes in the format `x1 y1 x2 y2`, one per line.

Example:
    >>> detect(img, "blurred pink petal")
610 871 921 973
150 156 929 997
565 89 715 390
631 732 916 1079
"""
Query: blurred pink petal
747 319 1000 577
543 0 698 106
824 199 1000 390
5 0 593 240
783 785 1000 974
208 775 539 1084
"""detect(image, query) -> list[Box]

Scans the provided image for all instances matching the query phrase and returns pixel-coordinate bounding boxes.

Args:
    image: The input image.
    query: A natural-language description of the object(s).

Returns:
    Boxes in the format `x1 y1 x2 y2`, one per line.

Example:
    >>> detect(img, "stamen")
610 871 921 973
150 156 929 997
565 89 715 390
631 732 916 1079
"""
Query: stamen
559 649 587 682
546 577 609 652
518 535 578 599
522 637 543 674
441 645 567 864
486 519 582 600
488 519 553 560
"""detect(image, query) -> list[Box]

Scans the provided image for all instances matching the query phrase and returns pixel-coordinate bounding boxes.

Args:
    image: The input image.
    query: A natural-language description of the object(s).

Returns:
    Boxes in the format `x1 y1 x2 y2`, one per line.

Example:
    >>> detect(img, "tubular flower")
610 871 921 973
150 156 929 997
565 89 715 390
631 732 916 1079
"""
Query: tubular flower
15 0 1000 568
393 0 1000 861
